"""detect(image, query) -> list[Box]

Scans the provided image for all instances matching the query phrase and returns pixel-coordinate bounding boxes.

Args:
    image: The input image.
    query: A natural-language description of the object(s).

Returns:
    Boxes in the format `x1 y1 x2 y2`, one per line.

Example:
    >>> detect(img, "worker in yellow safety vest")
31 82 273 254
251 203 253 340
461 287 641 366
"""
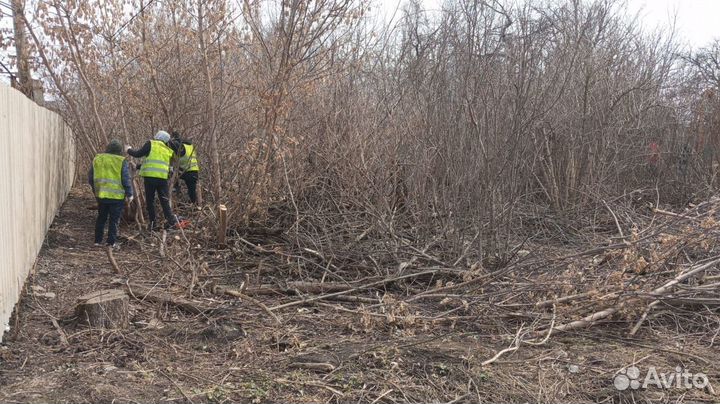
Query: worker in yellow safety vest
88 139 133 249
172 131 200 204
126 130 182 230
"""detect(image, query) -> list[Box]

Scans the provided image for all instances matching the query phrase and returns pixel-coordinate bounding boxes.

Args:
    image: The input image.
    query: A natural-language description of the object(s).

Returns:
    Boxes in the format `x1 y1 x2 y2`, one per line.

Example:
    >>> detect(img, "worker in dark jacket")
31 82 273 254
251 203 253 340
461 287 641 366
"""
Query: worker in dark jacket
126 130 183 230
172 131 200 204
88 139 133 249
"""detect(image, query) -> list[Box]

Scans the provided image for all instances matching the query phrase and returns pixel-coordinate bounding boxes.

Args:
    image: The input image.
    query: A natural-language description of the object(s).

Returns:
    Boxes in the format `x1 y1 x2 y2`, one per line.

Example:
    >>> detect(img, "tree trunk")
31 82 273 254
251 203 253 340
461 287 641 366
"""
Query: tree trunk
11 0 31 97
198 0 222 203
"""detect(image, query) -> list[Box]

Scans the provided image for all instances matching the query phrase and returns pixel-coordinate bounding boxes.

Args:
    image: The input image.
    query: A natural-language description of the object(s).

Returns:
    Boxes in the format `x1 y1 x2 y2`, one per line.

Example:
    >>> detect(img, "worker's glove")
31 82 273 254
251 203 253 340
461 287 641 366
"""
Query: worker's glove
125 145 132 153
127 196 134 205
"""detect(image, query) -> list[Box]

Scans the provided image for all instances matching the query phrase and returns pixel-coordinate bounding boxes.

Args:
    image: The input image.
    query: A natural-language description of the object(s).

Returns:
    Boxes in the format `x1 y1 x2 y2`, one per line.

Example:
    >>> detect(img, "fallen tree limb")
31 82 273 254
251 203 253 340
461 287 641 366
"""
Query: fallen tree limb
32 295 69 346
242 282 380 304
106 247 123 275
324 295 378 304
244 282 352 296
648 257 720 297
483 305 556 366
212 285 281 324
549 306 621 334
407 265 512 302
629 300 659 336
535 292 591 308
481 326 523 366
549 256 720 335
316 302 479 323
268 269 439 311
159 230 167 258
126 283 209 315
660 297 720 306
652 207 699 220
287 362 336 372
158 369 195 404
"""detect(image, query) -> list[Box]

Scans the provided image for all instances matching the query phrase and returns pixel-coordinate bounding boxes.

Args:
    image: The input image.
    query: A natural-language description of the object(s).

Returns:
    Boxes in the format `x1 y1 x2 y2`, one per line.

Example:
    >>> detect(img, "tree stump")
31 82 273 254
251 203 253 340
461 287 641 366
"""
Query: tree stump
75 289 129 329
217 204 227 249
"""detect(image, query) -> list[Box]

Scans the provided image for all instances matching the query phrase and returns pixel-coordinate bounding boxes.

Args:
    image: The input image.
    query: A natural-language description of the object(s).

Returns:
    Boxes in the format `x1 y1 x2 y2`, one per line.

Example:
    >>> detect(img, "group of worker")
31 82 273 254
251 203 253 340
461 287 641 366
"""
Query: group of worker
89 130 200 248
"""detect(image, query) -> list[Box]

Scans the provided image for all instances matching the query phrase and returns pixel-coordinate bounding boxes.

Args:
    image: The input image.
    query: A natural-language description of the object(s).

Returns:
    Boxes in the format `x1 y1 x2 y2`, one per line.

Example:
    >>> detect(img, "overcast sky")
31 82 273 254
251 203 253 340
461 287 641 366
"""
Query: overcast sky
627 0 718 48
1 0 718 84
378 0 719 49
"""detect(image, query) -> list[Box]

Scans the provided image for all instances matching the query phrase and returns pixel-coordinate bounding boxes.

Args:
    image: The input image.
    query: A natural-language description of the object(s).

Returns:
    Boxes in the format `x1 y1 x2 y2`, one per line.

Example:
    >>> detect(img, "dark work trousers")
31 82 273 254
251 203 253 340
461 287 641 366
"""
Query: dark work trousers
176 171 199 203
95 199 124 245
144 177 177 228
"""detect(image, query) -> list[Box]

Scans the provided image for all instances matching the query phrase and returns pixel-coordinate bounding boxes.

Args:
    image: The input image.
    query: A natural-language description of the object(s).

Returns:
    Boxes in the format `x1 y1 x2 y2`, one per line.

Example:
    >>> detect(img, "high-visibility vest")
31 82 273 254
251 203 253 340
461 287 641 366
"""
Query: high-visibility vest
179 144 200 173
140 140 173 179
93 153 126 200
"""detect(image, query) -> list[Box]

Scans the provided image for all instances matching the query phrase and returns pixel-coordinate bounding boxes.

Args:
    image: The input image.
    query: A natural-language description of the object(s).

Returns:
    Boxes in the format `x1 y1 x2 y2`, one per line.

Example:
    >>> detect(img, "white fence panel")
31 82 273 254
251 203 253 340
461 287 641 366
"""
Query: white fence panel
0 83 75 341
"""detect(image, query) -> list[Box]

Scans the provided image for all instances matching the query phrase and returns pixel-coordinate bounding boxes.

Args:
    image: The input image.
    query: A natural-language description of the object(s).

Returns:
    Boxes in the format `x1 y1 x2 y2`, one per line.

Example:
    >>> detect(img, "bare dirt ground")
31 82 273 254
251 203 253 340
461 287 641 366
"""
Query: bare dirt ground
1 186 719 403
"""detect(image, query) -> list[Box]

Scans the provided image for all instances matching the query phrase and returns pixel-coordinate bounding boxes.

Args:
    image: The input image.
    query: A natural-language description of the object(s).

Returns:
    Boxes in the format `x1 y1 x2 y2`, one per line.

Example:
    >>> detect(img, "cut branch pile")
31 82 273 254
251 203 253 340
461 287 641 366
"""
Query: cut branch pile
64 190 720 404
6 187 720 404
136 192 720 368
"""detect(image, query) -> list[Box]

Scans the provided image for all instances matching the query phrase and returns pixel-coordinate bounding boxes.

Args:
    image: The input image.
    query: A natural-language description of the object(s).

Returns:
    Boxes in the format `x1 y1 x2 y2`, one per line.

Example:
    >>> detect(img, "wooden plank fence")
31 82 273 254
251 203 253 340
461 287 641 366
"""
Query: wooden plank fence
0 83 75 341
